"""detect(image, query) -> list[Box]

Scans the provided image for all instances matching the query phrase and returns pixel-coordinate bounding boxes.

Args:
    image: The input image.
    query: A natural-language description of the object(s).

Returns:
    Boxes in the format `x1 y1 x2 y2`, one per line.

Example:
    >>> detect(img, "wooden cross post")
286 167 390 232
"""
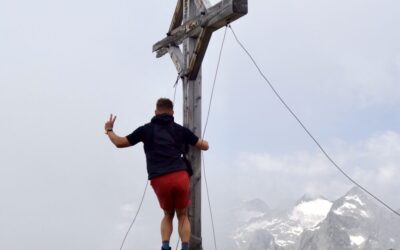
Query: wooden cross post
153 1 247 249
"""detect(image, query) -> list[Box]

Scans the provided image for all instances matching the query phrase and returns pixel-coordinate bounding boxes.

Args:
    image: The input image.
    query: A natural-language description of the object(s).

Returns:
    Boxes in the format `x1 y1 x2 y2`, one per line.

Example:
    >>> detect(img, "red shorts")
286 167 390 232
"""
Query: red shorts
150 170 190 211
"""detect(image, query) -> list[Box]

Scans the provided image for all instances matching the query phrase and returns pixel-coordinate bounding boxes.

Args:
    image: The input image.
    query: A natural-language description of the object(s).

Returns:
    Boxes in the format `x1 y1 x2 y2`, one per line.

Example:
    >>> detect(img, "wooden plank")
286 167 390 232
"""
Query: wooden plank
153 0 247 56
169 0 184 32
168 46 185 74
156 47 169 58
183 1 203 249
187 28 213 80
155 19 202 54
206 0 247 28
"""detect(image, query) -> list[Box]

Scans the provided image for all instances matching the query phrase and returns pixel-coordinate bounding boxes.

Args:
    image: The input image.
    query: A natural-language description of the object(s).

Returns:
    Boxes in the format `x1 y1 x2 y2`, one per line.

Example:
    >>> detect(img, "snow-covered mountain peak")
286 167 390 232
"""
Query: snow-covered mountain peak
294 194 327 205
344 194 366 206
297 187 400 250
234 196 332 249
344 186 370 203
232 187 400 250
289 198 332 228
332 200 370 218
331 187 372 218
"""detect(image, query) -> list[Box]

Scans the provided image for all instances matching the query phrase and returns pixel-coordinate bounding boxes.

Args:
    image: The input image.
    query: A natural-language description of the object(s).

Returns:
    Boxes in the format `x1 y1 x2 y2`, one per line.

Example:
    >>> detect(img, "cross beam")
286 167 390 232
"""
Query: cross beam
153 0 247 80
153 1 247 249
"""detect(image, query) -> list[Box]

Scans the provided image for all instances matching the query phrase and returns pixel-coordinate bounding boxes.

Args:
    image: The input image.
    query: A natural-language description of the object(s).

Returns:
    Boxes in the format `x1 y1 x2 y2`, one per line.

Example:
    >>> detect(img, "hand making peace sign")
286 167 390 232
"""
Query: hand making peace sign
104 114 117 132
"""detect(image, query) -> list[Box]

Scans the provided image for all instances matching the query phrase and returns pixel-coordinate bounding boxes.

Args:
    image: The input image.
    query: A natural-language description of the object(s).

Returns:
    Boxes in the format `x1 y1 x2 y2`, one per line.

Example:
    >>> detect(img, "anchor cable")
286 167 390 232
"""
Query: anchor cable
174 26 228 250
119 181 149 250
228 25 400 218
201 25 229 250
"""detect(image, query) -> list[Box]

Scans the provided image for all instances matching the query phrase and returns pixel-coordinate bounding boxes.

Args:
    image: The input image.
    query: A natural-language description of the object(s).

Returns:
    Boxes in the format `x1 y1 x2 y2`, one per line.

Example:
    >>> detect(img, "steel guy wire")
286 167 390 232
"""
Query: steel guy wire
228 24 400 218
174 25 228 250
201 26 229 250
119 181 149 250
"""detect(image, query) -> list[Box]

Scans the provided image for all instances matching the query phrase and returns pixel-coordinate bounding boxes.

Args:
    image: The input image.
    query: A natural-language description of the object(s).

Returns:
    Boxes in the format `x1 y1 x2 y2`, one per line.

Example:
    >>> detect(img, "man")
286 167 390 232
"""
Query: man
105 98 209 250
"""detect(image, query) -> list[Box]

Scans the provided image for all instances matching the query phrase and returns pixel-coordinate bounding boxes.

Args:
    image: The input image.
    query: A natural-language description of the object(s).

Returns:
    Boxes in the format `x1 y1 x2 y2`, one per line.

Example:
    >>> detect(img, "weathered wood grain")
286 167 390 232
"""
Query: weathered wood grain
153 0 247 56
169 0 183 32
168 46 185 74
187 28 212 80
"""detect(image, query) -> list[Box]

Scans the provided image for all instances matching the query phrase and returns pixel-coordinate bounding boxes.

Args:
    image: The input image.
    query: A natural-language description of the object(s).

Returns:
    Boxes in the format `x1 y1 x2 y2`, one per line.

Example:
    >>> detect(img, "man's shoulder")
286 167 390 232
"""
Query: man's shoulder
137 121 155 130
172 122 191 133
172 122 184 129
130 123 152 135
143 122 152 128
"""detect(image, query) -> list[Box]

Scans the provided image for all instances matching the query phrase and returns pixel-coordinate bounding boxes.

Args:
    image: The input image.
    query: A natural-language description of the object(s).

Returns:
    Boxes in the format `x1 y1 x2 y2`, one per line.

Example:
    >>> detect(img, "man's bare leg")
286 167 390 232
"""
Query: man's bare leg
161 210 174 243
176 208 191 243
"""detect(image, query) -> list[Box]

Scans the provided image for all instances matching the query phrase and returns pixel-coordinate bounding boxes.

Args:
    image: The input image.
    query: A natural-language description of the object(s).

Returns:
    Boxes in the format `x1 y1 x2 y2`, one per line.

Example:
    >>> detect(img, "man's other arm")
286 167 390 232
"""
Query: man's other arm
183 126 209 151
195 138 209 151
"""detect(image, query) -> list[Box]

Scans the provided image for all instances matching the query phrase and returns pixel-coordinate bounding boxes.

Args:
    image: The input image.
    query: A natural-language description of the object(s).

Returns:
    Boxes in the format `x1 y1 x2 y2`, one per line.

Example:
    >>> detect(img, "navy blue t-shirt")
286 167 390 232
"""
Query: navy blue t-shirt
126 114 199 179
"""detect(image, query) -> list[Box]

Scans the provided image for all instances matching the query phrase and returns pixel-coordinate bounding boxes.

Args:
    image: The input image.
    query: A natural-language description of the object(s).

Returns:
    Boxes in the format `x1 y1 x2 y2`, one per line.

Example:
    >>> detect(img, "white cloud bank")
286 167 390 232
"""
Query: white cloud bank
234 131 400 208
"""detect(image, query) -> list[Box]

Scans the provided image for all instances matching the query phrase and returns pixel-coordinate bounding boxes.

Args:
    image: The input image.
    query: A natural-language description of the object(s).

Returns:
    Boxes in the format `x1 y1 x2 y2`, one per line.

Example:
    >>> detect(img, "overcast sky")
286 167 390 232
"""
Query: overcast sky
1 0 400 249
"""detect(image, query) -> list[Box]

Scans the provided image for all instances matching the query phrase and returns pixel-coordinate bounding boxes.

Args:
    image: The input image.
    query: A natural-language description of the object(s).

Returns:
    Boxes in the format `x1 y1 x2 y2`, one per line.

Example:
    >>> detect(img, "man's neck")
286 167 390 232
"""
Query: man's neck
155 111 173 116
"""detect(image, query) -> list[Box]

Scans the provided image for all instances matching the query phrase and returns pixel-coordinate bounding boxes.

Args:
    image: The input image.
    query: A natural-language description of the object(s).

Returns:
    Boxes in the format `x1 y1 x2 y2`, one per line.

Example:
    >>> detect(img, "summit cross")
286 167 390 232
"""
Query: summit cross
153 1 247 249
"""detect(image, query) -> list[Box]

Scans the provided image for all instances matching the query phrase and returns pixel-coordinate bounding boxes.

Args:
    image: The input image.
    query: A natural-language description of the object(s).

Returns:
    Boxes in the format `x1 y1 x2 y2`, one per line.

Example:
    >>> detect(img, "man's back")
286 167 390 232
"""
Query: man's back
126 113 198 179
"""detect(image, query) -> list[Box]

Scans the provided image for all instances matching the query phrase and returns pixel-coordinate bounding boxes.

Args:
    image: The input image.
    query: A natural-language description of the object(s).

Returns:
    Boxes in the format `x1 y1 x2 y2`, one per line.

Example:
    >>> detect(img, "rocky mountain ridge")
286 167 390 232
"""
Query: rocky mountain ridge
233 187 400 250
